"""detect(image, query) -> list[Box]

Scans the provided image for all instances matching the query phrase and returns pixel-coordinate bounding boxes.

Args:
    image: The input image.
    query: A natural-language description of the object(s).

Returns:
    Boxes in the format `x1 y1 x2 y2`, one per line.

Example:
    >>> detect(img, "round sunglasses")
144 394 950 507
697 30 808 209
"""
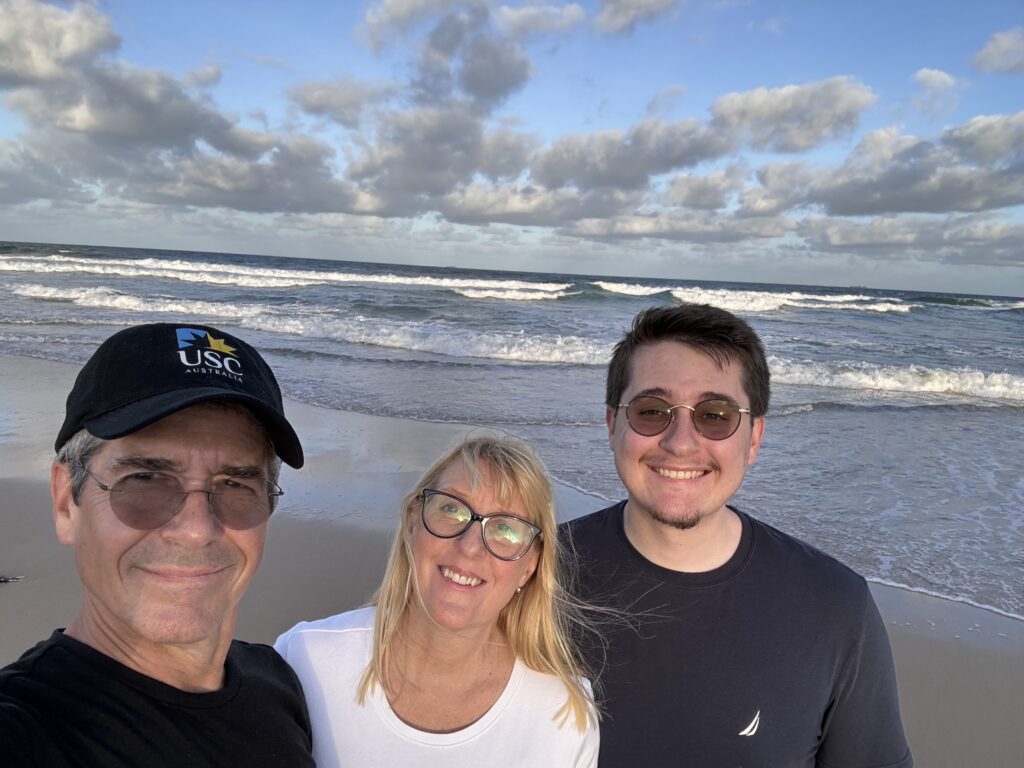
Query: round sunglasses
618 395 751 440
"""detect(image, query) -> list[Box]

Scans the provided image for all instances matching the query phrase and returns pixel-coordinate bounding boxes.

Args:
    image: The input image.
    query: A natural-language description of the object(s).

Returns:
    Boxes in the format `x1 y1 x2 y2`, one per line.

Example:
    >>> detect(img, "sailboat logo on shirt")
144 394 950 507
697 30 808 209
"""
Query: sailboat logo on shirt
738 710 760 736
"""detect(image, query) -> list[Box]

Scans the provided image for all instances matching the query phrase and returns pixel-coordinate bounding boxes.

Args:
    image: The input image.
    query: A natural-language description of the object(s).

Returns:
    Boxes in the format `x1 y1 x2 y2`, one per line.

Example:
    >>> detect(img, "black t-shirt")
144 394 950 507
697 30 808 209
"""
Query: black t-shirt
0 631 316 768
563 502 912 768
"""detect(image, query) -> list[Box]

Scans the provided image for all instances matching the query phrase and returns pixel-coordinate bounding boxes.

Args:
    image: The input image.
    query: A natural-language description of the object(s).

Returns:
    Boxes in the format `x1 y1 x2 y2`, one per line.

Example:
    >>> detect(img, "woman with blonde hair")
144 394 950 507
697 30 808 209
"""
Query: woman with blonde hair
275 434 598 767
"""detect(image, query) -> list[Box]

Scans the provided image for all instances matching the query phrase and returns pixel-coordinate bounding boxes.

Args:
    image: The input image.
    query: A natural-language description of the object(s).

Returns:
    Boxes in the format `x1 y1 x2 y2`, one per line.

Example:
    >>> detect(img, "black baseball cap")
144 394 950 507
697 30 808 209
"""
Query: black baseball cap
55 323 304 468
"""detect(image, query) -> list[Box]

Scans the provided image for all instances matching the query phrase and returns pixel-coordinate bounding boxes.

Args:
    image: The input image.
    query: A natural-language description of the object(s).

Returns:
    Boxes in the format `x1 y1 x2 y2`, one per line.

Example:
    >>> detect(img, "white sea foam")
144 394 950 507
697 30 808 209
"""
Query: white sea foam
12 284 267 318
248 314 609 364
11 282 610 365
770 356 1024 402
868 578 1024 622
2 254 571 293
452 288 572 301
591 281 668 296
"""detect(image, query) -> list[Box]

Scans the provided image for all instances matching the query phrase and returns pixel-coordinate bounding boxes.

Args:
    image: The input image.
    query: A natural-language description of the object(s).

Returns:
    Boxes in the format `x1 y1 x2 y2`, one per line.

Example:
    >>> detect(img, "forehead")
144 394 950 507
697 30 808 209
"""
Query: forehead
435 458 529 515
627 341 746 399
97 404 271 465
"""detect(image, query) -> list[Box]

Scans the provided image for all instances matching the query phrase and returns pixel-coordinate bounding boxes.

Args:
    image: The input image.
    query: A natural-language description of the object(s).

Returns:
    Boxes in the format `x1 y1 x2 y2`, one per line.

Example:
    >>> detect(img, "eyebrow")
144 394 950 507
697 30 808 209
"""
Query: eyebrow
110 457 266 478
434 487 517 518
631 388 741 405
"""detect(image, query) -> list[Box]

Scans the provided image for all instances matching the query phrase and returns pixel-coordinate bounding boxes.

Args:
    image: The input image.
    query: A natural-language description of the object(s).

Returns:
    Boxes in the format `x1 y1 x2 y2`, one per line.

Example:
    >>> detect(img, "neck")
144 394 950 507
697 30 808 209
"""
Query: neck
64 609 233 693
623 501 742 573
388 606 511 690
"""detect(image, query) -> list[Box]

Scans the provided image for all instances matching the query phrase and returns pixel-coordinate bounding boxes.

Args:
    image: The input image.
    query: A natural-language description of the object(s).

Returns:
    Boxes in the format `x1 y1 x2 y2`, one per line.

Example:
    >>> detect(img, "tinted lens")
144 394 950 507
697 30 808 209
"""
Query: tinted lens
625 396 674 436
692 399 742 440
108 474 271 530
481 516 535 560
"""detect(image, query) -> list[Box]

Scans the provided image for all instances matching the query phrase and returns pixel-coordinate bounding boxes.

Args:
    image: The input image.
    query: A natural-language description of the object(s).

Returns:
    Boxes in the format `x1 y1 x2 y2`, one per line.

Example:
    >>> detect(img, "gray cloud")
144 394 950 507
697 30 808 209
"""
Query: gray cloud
710 76 876 152
531 118 734 191
646 84 686 117
457 34 531 107
972 27 1024 74
595 0 679 34
668 164 746 210
346 105 486 213
800 214 1024 266
290 77 397 128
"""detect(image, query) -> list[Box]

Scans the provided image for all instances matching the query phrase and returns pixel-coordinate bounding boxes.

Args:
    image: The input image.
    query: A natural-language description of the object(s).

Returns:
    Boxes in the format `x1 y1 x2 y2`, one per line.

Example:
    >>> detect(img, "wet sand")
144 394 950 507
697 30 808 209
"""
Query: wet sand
2 354 1021 766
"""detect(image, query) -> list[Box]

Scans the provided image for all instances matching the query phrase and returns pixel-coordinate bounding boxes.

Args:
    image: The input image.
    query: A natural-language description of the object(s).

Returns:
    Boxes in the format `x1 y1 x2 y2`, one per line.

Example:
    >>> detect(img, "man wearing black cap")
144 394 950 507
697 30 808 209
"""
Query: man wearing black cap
0 324 315 767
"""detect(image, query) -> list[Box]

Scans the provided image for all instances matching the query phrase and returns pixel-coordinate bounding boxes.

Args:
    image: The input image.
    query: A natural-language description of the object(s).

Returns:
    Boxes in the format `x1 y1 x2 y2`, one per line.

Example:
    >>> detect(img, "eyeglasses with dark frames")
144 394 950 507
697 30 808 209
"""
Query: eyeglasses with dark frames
77 463 283 531
420 488 542 561
617 396 751 440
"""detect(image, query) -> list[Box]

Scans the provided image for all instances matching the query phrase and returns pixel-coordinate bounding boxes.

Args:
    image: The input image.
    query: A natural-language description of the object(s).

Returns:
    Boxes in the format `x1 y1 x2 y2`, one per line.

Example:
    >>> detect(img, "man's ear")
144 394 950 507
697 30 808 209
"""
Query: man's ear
605 406 618 441
51 461 78 546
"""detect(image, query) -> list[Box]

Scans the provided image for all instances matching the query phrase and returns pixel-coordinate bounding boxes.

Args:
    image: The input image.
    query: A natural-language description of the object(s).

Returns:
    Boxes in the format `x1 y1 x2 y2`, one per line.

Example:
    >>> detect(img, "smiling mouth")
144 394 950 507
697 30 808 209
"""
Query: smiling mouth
140 566 230 582
654 467 708 480
441 567 482 587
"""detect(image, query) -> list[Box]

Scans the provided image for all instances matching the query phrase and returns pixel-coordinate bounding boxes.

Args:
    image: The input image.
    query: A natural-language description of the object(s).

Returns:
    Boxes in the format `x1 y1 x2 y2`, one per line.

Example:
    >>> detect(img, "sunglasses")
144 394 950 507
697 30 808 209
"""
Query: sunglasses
617 395 751 440
420 489 542 562
79 465 282 530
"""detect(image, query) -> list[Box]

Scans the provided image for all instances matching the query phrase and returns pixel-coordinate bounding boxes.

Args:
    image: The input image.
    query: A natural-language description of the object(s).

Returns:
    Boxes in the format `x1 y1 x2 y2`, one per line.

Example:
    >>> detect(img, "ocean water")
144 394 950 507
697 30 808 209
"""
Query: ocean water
2 241 1022 619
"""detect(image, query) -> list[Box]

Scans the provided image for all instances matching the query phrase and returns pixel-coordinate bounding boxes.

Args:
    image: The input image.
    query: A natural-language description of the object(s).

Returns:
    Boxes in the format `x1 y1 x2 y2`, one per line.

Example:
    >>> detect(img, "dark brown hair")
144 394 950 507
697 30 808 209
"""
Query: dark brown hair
606 304 770 417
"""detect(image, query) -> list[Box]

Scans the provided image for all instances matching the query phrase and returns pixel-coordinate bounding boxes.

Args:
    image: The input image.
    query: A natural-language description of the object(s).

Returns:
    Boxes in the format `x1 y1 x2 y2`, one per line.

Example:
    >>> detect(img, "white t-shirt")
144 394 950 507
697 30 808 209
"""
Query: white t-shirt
275 606 598 768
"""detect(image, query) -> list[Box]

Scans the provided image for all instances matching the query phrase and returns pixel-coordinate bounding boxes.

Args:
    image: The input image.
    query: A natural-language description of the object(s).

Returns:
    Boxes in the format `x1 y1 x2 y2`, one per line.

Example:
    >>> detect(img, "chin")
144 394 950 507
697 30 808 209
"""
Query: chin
648 506 707 531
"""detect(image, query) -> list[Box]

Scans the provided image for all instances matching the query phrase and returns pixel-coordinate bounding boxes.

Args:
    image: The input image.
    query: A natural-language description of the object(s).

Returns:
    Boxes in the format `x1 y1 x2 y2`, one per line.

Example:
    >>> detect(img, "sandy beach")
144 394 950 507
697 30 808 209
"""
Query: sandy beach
2 354 1021 766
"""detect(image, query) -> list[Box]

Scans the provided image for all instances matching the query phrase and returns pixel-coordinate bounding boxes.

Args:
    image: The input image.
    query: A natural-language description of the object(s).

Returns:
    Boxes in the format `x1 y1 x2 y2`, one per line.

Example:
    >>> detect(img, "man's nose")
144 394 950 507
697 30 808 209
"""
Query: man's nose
160 489 223 543
659 406 701 452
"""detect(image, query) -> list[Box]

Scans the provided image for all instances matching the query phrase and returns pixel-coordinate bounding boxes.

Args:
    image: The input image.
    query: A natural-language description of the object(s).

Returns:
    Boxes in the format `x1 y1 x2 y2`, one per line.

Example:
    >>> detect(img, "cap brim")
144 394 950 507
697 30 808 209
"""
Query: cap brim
84 388 304 468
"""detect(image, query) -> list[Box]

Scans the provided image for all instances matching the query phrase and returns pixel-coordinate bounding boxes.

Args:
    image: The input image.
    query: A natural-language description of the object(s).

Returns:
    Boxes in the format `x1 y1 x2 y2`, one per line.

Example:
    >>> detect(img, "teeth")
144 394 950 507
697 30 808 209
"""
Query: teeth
442 567 482 587
656 468 704 480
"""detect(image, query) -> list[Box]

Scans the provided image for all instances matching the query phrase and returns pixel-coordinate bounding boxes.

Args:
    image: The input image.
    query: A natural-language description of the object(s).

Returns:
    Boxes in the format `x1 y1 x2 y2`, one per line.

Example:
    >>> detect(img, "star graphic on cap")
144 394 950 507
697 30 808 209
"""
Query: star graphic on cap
206 335 238 356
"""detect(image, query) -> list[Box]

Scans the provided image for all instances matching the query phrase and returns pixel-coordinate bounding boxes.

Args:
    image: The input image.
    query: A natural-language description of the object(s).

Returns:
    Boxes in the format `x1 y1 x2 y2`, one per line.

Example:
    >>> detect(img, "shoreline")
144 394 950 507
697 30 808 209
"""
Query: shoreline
2 353 1022 765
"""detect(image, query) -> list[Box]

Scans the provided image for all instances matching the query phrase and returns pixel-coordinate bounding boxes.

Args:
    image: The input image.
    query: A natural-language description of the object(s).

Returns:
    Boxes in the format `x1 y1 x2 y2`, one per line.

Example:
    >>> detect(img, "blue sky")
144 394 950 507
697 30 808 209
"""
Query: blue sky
1 0 1022 294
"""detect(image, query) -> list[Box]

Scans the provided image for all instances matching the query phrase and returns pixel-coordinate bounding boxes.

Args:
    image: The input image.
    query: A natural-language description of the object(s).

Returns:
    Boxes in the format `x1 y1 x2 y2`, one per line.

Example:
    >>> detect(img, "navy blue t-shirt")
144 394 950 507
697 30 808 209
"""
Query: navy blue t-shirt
563 503 912 768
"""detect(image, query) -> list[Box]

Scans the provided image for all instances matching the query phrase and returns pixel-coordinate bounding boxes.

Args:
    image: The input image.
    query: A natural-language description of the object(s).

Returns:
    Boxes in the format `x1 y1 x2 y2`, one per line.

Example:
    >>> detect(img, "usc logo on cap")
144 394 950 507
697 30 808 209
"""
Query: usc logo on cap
175 327 243 376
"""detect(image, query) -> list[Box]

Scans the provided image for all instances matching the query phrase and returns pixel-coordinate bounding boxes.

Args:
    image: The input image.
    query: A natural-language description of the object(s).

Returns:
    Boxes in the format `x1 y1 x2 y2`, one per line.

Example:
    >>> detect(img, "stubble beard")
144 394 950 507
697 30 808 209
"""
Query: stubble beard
645 504 706 531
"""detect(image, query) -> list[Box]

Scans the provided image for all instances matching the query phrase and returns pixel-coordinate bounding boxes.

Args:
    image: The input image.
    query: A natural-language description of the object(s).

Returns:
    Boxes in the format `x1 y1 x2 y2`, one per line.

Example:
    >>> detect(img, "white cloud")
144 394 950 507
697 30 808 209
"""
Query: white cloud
363 0 482 48
972 27 1024 74
494 4 586 38
0 0 119 86
710 76 877 152
912 67 958 118
595 0 680 34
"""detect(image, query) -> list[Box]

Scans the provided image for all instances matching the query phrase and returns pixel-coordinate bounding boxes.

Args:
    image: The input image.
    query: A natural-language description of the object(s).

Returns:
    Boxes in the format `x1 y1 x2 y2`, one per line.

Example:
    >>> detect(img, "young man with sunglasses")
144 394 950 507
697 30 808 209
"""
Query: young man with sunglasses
563 305 912 767
0 323 316 768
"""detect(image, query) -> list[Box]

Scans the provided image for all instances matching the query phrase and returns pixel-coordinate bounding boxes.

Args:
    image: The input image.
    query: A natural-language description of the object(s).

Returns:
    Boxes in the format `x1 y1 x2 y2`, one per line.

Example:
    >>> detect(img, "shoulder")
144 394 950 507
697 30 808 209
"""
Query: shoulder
0 633 68 695
274 606 375 660
560 502 623 549
744 512 873 610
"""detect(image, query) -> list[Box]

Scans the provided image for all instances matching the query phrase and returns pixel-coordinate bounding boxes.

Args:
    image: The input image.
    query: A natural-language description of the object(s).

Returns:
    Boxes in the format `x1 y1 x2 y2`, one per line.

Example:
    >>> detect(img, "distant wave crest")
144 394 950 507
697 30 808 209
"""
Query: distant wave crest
771 356 1024 402
1 254 572 293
